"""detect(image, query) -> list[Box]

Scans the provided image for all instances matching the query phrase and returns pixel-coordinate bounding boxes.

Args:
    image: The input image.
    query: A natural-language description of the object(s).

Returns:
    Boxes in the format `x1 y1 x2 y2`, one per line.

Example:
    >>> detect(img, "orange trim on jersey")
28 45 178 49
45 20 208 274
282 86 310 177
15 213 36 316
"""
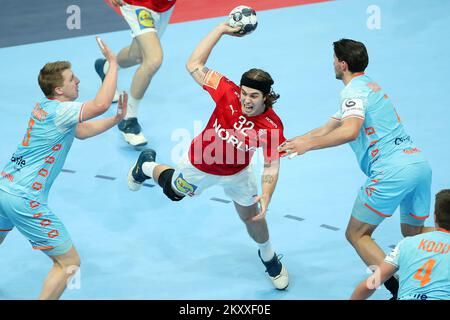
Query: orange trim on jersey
351 72 365 79
203 70 223 90
32 245 54 250
369 140 379 146
409 213 429 220
0 228 13 232
342 115 365 121
364 203 392 218
437 228 450 234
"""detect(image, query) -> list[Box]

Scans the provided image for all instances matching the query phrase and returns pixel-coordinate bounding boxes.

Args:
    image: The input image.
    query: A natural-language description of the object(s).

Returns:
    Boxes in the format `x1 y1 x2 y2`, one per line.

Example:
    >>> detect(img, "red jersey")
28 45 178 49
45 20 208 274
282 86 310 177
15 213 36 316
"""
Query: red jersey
189 70 286 176
123 0 176 13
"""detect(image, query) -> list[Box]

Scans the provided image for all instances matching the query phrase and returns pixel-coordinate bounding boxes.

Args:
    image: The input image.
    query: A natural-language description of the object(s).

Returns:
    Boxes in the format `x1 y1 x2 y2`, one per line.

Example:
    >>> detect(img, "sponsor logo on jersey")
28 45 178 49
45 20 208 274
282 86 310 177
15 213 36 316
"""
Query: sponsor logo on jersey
11 154 26 168
136 9 154 29
174 173 197 196
403 147 421 155
264 117 278 128
394 135 412 145
212 118 257 153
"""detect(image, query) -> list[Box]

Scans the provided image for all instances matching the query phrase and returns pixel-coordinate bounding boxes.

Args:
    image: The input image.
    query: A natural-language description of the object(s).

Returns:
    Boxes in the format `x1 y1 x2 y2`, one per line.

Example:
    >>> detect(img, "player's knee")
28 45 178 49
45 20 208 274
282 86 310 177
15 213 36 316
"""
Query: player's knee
141 55 163 74
158 169 184 202
401 224 423 237
345 228 355 244
53 248 81 271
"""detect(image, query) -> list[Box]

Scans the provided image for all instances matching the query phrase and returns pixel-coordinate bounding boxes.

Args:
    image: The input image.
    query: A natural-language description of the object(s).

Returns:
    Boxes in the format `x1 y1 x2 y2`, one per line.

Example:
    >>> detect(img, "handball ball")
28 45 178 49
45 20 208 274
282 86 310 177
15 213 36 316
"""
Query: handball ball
228 5 258 35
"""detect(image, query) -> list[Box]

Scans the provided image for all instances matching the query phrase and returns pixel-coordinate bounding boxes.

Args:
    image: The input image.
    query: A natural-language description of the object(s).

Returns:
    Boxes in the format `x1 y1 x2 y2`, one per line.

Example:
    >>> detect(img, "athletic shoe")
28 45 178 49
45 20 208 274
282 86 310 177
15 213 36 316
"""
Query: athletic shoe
94 58 119 103
118 117 148 147
385 275 399 300
258 250 289 290
128 148 157 191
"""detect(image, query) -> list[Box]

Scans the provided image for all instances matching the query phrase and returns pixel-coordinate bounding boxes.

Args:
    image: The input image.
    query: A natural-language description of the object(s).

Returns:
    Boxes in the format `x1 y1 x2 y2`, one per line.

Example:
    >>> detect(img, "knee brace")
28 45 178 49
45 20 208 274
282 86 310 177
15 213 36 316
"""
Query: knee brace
158 169 184 202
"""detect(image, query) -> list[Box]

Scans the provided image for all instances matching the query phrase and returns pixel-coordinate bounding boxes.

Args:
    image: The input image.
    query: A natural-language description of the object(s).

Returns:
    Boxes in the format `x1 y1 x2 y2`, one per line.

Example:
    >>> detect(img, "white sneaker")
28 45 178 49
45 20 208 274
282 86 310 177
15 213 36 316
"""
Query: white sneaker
121 132 148 147
118 118 148 147
259 251 289 290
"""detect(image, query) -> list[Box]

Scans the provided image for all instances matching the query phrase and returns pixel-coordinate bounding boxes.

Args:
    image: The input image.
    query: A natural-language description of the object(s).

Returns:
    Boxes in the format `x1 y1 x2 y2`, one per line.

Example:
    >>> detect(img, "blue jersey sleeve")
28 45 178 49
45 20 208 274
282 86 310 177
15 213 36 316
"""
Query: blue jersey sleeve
55 101 83 133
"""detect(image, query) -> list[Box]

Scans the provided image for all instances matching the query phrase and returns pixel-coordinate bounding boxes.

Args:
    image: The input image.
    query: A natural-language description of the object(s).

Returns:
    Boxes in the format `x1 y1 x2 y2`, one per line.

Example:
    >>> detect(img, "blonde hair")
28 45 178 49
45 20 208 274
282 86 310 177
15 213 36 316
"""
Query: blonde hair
38 61 71 97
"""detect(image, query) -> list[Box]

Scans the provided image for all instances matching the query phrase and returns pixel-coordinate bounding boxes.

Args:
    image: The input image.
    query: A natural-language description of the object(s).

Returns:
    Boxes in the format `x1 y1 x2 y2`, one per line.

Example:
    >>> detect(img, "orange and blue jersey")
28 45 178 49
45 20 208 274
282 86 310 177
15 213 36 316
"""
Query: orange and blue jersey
332 73 427 176
0 98 83 204
385 229 450 300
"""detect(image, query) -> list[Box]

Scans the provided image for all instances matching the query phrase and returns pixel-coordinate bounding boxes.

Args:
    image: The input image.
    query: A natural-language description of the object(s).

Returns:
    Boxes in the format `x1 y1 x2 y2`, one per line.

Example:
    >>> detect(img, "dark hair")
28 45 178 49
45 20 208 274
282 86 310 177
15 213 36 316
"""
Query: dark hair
333 39 369 73
435 189 450 231
241 68 280 108
38 61 71 97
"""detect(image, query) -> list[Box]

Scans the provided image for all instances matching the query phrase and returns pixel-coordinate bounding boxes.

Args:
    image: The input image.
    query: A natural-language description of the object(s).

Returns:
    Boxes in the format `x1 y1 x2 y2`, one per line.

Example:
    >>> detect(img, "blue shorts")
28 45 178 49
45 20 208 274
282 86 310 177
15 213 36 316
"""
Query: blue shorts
351 162 432 226
0 191 72 256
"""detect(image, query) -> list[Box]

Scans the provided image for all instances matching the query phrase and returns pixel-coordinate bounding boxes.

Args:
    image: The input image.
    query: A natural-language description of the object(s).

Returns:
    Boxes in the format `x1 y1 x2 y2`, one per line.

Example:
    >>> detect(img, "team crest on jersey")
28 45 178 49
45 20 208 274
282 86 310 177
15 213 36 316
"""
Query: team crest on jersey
174 173 197 196
136 9 154 29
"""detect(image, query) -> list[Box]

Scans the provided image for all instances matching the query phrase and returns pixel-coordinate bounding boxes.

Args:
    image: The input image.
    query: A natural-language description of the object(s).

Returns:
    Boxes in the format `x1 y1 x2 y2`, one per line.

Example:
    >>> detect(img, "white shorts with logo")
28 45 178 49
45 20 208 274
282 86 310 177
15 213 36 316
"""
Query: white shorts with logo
120 4 174 38
171 153 258 207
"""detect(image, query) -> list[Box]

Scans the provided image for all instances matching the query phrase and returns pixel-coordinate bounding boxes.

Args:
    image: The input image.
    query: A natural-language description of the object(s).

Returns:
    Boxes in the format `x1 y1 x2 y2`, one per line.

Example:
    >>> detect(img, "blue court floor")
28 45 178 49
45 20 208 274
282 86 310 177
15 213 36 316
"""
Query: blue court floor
0 0 449 299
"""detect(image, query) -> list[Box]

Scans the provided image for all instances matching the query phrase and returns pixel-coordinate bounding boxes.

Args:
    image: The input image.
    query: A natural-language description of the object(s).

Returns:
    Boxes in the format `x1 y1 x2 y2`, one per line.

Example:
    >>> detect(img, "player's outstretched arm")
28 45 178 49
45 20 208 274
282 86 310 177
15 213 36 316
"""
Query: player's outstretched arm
186 22 240 86
76 92 127 139
304 118 341 139
81 37 119 121
279 117 363 158
350 262 398 300
252 159 280 221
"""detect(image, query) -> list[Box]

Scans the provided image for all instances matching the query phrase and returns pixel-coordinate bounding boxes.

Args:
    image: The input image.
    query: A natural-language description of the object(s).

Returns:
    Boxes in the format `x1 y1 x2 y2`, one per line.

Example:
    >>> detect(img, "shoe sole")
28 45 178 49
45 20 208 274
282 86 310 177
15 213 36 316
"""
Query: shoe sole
120 132 148 147
127 162 142 191
269 266 289 290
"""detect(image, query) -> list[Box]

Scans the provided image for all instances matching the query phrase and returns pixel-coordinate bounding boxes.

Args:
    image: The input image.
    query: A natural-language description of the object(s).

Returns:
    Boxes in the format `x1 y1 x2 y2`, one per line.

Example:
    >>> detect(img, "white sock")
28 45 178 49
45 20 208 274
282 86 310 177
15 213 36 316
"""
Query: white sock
125 96 141 119
258 239 275 262
142 161 158 179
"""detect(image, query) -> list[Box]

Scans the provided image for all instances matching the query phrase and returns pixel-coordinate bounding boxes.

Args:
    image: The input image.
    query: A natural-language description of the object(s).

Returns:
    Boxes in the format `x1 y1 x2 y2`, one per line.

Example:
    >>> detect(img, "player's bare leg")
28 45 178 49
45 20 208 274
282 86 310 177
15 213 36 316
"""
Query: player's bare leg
345 216 399 298
234 202 269 243
117 31 163 146
38 246 80 300
117 39 142 68
345 217 384 266
234 201 288 290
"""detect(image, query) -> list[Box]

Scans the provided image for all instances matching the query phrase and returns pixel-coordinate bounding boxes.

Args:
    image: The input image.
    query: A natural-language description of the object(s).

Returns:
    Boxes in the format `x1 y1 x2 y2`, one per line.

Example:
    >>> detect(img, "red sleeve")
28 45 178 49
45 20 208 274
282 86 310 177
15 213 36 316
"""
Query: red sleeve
202 70 236 104
262 117 286 162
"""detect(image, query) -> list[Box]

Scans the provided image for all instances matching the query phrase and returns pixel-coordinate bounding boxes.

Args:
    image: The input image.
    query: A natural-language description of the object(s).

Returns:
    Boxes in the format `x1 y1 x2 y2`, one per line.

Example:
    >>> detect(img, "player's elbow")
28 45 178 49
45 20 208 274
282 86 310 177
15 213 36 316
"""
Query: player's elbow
186 60 201 74
75 132 88 140
348 130 359 141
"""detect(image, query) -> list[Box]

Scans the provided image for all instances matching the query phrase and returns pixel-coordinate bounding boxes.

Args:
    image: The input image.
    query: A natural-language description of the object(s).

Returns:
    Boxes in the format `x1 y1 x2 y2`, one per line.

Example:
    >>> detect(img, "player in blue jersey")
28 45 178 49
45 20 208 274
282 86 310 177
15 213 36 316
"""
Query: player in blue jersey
0 38 126 299
351 189 450 300
279 39 434 298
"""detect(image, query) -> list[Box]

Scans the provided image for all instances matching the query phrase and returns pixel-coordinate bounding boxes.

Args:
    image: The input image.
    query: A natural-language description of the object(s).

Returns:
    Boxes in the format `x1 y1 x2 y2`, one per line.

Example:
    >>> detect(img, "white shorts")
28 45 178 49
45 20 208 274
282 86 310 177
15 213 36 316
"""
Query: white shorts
120 4 174 38
171 153 258 207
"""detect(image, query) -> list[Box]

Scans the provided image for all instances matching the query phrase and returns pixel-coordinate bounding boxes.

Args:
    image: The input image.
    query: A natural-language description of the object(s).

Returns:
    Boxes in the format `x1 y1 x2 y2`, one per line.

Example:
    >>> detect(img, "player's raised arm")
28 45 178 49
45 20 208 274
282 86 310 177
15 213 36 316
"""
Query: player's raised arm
76 92 127 140
81 37 119 121
186 22 240 86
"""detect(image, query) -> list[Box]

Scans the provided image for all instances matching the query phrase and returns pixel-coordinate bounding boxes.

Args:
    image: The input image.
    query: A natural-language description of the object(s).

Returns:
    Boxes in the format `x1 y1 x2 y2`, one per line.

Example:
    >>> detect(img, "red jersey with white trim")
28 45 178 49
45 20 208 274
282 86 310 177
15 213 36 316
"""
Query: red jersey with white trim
123 0 176 13
189 70 286 176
